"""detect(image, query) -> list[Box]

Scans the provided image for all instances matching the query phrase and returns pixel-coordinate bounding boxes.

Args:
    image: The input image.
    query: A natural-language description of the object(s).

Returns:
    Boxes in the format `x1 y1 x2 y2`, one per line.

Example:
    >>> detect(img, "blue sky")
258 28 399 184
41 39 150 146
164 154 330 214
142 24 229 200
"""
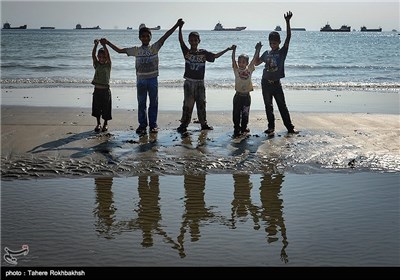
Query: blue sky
1 0 399 31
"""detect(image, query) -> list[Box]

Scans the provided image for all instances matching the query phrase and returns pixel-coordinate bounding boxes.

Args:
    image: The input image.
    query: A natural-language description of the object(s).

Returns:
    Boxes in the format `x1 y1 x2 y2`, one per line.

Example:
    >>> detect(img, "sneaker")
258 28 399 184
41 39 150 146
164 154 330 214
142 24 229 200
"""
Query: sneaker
149 127 159 133
102 125 108 132
177 125 187 133
241 127 250 134
135 126 147 135
201 124 213 131
264 128 275 135
288 128 299 134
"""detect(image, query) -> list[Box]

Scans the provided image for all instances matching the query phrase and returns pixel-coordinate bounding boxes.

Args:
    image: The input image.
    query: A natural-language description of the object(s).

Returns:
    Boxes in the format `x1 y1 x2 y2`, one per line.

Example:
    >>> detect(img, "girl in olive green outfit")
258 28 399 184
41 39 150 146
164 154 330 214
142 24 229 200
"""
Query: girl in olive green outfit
91 39 112 132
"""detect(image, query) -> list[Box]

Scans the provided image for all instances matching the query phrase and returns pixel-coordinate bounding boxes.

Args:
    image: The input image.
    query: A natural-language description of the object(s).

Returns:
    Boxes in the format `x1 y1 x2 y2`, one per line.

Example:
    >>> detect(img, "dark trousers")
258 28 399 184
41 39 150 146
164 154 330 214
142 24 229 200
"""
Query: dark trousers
92 88 112 121
261 79 294 131
180 79 207 127
232 92 251 132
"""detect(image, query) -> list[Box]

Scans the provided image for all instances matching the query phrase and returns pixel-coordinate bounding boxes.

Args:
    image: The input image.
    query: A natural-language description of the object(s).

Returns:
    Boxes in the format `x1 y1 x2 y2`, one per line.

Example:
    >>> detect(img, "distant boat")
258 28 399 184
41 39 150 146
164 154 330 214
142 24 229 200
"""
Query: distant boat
138 23 161 30
127 27 132 30
2 22 27 29
360 26 382 32
274 25 282 31
320 23 351 32
40 26 55 30
213 22 246 31
292 27 306 31
75 24 100 30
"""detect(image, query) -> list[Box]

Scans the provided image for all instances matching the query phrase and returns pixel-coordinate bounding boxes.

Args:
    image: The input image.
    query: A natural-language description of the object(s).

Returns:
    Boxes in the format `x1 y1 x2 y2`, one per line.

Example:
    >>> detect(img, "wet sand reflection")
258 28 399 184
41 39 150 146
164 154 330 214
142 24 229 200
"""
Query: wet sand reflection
92 172 289 262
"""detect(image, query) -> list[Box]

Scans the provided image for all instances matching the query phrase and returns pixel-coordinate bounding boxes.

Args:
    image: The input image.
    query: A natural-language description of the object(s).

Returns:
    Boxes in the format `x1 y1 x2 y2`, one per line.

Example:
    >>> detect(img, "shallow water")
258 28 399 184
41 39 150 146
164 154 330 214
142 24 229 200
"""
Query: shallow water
1 172 399 267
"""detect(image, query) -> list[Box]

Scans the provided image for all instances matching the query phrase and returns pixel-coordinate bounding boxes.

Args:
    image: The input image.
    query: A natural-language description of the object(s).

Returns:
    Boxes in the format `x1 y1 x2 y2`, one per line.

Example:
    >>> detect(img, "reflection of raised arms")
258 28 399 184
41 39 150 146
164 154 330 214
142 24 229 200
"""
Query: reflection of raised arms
284 11 293 48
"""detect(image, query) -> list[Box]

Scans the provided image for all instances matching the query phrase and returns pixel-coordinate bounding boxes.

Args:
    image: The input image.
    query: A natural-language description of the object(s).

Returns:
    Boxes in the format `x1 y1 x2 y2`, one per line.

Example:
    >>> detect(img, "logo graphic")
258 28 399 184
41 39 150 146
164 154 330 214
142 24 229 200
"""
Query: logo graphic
3 245 29 265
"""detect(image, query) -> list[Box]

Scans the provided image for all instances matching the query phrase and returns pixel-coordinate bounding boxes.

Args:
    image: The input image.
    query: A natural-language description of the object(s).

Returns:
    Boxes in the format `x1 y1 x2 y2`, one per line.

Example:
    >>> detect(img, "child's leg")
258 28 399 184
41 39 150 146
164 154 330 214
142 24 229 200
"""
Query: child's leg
232 93 241 133
274 86 295 131
261 80 275 131
180 80 196 128
147 77 159 129
194 82 207 126
136 79 149 129
240 94 251 132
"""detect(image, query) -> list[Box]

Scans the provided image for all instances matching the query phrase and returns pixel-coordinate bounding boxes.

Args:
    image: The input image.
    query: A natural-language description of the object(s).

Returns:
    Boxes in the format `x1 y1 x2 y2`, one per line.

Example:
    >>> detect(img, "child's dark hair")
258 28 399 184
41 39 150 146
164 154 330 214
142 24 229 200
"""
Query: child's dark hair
97 48 105 55
139 27 152 37
188 31 200 40
238 54 249 63
268 31 281 42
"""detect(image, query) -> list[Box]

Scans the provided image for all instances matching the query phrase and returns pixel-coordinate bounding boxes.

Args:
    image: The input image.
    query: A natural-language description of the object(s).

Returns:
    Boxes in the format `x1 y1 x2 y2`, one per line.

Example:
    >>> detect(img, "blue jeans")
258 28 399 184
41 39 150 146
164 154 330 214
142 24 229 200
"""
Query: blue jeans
136 77 158 129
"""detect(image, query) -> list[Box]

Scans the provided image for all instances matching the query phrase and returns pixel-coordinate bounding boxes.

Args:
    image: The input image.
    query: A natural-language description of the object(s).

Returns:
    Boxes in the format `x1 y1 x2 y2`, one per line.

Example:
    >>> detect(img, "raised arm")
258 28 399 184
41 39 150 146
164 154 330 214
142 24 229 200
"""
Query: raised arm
214 45 234 59
284 11 292 48
250 42 262 66
159 18 183 44
102 41 111 65
92 39 99 67
100 38 126 54
231 45 237 69
178 20 187 49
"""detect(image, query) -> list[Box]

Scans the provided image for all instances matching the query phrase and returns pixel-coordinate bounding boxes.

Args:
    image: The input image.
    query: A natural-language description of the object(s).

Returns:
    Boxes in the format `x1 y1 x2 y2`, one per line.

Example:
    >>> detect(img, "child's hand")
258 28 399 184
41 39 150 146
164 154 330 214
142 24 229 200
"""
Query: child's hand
94 39 99 45
177 18 184 27
284 11 293 22
255 41 262 50
231 45 237 51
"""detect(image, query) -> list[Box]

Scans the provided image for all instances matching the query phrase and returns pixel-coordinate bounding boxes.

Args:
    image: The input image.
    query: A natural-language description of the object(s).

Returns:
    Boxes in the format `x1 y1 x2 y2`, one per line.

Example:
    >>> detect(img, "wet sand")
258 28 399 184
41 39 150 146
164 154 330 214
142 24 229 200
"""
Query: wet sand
1 104 399 179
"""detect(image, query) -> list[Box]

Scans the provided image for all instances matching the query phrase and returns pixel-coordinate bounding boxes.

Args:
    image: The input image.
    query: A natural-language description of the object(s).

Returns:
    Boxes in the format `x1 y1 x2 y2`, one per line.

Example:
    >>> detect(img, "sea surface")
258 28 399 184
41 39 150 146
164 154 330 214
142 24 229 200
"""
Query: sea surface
1 29 399 92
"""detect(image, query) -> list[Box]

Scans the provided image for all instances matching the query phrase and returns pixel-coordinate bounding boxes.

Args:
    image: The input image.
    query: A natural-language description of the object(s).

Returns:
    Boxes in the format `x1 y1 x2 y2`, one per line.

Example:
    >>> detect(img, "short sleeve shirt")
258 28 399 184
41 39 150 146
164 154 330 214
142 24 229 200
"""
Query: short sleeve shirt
233 63 255 93
125 40 163 80
92 61 111 86
181 45 215 80
260 45 288 81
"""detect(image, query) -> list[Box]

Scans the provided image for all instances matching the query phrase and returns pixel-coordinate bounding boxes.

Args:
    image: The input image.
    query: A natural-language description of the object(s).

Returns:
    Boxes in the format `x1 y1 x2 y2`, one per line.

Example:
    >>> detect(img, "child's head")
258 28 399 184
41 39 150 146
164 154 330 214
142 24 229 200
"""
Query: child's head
268 31 281 50
238 54 249 69
188 31 200 47
97 48 106 64
139 27 152 45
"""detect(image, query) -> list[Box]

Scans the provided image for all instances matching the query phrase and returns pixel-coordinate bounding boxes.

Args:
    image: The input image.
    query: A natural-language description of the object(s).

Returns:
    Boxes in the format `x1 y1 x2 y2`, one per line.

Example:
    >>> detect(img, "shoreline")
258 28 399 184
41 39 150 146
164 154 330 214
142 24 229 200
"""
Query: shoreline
2 87 399 114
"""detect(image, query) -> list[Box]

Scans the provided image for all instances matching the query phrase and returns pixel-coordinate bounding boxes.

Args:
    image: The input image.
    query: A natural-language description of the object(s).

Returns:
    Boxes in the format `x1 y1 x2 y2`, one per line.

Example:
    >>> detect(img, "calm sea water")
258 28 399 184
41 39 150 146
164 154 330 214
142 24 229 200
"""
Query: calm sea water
1 173 399 267
1 29 399 92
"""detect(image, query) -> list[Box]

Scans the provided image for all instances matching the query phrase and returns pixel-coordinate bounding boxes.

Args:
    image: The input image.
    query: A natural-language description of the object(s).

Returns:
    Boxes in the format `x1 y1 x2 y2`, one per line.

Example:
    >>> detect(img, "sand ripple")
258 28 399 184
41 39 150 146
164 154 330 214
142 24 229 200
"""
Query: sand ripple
2 128 399 180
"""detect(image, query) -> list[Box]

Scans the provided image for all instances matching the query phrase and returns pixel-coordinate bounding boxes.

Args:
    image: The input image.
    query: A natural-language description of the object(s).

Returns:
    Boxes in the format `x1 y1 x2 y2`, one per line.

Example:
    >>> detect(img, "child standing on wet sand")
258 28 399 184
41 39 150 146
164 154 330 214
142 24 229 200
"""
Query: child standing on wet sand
254 11 298 136
101 19 183 135
176 20 233 134
91 39 112 133
231 42 262 138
